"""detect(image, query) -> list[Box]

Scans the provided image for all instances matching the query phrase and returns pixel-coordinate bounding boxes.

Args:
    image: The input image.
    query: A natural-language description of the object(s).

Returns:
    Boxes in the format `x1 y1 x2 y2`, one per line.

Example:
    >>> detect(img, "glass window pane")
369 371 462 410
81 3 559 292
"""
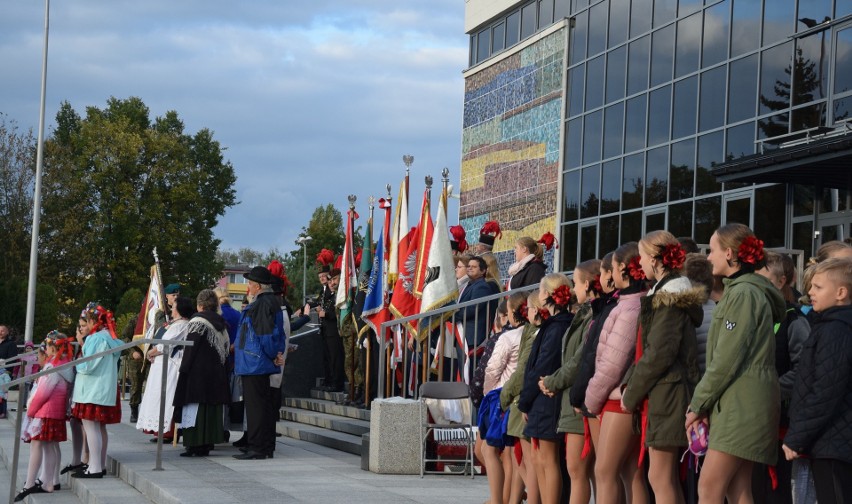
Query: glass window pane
670 138 696 200
621 211 643 244
673 76 698 139
625 94 648 152
580 224 598 261
679 0 702 16
563 170 581 220
648 85 672 146
668 201 694 238
654 0 677 28
694 196 722 243
581 165 602 218
554 0 571 20
797 0 832 33
631 0 653 38
646 146 669 205
477 29 490 63
586 55 605 110
763 0 796 45
758 112 790 139
492 22 506 53
522 2 537 39
606 46 627 103
834 27 852 96
575 0 589 10
791 102 827 131
566 118 583 169
760 42 793 115
725 122 756 160
601 159 621 214
792 184 814 217
604 102 625 158
699 66 727 132
588 1 609 56
646 212 666 233
570 10 587 64
583 110 604 164
754 184 787 247
731 0 761 57
609 0 629 48
702 1 730 68
623 152 644 209
538 0 554 28
728 54 759 123
599 216 620 256
794 32 829 105
725 197 751 226
651 24 675 87
561 223 579 271
676 13 702 78
506 11 521 47
839 0 852 18
792 221 813 260
697 131 723 195
569 64 586 117
628 35 651 95
833 95 852 123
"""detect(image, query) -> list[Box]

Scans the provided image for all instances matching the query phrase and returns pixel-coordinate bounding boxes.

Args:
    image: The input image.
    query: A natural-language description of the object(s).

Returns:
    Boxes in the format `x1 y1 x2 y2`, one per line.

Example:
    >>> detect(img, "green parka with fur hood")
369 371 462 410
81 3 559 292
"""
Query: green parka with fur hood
688 272 786 465
542 303 593 434
622 274 704 447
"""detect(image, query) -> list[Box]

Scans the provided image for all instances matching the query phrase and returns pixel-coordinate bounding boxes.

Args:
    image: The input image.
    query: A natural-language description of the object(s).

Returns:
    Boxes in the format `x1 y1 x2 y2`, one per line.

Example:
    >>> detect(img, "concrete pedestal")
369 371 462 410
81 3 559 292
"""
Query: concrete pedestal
368 397 424 474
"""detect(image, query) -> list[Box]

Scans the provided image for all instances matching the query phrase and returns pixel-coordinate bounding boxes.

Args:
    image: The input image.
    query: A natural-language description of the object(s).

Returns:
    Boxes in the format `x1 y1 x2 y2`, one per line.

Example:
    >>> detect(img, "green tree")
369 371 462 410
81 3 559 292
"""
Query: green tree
0 114 35 279
286 204 345 306
39 97 237 312
115 287 143 318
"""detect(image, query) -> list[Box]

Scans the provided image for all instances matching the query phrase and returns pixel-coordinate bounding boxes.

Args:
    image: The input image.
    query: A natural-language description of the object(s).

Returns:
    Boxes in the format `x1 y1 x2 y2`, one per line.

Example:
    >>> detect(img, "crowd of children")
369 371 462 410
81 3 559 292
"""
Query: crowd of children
474 224 852 504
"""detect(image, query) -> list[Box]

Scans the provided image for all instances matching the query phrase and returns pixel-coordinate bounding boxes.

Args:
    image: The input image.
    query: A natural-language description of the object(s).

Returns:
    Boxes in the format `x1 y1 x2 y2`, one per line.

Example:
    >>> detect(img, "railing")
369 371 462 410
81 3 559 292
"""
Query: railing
0 338 194 504
377 282 541 400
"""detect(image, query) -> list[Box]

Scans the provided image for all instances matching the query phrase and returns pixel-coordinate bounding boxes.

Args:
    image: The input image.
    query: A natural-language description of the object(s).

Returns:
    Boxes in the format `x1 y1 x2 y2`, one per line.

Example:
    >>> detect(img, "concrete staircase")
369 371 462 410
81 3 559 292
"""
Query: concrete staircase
276 389 370 457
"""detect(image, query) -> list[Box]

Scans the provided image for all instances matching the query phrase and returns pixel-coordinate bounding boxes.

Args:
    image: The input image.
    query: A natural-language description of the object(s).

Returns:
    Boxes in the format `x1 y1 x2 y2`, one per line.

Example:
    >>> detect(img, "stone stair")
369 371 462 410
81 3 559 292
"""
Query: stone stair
276 389 370 456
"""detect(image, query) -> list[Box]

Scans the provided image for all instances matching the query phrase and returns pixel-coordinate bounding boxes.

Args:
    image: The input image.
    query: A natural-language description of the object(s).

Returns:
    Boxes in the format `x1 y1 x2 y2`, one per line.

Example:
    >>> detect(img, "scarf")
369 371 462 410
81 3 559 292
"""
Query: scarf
508 253 536 277
187 316 230 364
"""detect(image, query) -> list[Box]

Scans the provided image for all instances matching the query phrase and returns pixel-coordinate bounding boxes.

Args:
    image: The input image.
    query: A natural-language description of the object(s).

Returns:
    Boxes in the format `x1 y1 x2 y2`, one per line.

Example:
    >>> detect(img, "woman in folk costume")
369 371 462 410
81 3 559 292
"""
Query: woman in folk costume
135 296 194 439
172 289 231 457
15 334 74 501
71 303 123 479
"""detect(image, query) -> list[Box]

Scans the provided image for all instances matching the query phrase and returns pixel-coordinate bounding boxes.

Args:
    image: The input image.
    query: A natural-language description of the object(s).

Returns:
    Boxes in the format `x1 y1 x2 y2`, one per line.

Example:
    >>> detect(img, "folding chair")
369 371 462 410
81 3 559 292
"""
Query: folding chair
419 381 475 478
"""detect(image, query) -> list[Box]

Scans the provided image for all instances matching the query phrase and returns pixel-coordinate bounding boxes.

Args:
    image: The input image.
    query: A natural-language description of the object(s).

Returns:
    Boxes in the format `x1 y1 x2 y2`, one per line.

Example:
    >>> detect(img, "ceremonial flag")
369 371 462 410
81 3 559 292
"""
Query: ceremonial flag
133 265 164 340
417 190 459 338
353 207 373 332
361 231 389 336
336 204 358 325
388 178 408 288
390 189 430 334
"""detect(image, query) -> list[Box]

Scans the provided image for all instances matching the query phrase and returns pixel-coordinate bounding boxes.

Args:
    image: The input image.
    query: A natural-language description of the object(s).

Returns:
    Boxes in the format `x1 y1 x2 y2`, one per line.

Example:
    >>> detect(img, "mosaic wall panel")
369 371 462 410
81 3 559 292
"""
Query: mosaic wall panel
460 29 566 279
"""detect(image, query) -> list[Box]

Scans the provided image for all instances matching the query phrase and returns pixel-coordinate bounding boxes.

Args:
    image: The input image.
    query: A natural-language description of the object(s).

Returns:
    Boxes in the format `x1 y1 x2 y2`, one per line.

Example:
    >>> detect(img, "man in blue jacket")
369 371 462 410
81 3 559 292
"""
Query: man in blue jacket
454 256 499 348
233 266 286 460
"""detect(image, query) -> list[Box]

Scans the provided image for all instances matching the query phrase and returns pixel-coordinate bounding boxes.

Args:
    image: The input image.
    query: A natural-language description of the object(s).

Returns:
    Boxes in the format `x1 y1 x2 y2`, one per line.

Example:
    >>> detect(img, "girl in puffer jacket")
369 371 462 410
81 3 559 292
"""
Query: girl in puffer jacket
15 333 73 501
584 242 649 504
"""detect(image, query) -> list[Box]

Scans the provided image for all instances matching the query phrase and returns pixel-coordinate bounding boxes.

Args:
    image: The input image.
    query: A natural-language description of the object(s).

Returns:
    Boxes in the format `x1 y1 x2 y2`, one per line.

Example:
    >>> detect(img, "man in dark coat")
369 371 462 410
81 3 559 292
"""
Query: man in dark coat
453 256 499 348
318 269 344 392
233 267 286 460
0 325 18 361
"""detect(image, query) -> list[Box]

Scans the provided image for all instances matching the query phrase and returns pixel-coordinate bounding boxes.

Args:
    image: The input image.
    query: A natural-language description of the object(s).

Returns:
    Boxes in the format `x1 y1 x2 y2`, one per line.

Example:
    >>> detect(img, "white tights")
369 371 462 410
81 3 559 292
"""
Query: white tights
25 441 60 491
81 419 108 474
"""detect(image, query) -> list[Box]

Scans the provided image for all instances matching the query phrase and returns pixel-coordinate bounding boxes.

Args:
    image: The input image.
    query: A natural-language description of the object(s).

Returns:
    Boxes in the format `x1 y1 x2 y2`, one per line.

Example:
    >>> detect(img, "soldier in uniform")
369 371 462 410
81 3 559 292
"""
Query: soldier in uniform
339 252 365 405
318 268 344 392
122 313 144 423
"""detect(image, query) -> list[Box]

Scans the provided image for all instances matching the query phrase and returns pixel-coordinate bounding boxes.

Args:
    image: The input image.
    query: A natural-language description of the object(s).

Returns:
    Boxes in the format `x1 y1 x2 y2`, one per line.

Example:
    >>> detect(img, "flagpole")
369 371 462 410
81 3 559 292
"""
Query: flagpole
421 175 433 386
441 168 449 218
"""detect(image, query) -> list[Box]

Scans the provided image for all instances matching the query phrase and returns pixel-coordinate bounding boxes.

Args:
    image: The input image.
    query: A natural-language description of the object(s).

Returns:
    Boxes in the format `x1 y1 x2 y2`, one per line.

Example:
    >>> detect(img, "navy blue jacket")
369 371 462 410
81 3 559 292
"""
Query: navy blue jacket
453 277 499 347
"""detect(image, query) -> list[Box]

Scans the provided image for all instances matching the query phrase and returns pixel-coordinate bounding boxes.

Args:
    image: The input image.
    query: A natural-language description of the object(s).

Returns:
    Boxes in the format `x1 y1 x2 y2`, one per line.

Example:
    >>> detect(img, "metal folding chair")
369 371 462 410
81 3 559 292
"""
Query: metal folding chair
419 381 475 478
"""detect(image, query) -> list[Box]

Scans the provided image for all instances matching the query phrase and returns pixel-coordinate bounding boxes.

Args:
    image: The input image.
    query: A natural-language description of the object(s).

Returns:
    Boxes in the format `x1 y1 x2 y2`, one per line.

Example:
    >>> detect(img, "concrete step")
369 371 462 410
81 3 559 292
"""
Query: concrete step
309 387 348 403
275 419 362 456
279 407 369 437
283 396 371 422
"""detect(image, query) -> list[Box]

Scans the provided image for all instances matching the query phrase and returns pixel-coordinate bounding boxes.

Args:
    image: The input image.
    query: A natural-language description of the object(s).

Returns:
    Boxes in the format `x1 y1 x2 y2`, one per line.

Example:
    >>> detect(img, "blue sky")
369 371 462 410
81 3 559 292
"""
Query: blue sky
0 0 466 253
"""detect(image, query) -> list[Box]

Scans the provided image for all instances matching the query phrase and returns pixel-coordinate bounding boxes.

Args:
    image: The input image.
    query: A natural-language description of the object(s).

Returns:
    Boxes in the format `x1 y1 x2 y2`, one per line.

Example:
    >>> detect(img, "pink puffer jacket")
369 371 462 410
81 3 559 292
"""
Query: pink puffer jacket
584 290 644 415
27 359 71 420
484 326 523 394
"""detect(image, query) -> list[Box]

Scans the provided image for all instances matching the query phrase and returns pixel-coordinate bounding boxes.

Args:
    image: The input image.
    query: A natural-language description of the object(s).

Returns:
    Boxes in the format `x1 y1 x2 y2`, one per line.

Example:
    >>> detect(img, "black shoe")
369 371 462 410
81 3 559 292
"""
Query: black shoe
150 436 173 443
232 451 268 460
180 448 208 457
223 430 230 442
71 470 103 479
232 434 248 447
239 446 249 453
129 406 138 423
61 463 86 475
14 484 45 502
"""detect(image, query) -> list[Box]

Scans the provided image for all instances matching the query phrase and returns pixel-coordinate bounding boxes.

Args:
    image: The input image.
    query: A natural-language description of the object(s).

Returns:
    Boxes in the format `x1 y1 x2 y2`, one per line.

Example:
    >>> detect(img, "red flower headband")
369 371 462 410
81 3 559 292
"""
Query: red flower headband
660 243 686 270
537 308 551 321
549 284 572 308
627 256 646 281
592 274 603 294
738 236 765 266
537 232 559 251
517 301 529 322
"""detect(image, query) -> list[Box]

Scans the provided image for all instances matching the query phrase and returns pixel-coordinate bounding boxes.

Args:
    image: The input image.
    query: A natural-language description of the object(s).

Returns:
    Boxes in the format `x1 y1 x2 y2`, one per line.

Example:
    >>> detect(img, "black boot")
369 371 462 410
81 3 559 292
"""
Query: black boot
129 405 138 423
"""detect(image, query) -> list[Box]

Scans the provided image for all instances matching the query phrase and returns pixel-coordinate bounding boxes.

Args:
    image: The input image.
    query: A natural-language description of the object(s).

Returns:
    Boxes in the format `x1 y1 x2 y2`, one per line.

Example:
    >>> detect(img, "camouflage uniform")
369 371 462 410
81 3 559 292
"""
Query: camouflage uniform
337 309 364 390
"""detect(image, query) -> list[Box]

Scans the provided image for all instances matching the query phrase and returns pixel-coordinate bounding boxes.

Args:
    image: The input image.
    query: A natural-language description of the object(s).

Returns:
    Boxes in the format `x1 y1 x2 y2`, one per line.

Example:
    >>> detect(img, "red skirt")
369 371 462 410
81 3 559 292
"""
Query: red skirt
31 418 67 442
72 387 121 424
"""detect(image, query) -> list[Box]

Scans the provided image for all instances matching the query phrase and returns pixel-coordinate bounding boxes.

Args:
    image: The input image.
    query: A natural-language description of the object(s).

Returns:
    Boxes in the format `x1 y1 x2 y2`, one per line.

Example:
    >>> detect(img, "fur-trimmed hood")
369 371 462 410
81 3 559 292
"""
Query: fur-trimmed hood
646 275 707 327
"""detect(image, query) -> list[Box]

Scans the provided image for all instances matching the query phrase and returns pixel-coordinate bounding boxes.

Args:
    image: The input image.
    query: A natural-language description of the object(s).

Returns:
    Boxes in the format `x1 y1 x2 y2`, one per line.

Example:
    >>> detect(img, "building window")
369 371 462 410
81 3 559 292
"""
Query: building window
700 66 727 132
604 102 625 158
645 146 669 206
538 0 554 29
477 28 491 64
492 22 506 53
676 13 702 78
697 131 723 195
651 24 675 87
702 1 730 68
588 1 608 57
521 2 537 40
648 84 672 147
601 159 622 214
628 35 651 95
673 75 698 139
670 138 696 201
609 0 629 48
506 11 521 47
623 152 644 210
731 0 761 58
694 196 721 243
728 54 759 123
606 46 627 104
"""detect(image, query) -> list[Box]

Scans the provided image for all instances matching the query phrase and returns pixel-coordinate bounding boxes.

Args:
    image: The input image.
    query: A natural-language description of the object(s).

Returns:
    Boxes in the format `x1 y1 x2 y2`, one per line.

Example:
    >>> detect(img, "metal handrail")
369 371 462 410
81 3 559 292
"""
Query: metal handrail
3 338 194 504
0 349 38 365
377 281 543 399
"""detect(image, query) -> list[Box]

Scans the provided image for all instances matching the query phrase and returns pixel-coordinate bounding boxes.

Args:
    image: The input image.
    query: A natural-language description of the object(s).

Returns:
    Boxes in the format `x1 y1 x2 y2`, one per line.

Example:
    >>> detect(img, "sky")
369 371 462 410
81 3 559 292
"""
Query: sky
0 0 467 254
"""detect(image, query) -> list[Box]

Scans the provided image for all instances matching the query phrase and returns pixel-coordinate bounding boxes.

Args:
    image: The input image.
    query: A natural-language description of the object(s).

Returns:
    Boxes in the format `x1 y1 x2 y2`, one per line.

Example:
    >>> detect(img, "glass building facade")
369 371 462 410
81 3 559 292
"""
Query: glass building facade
465 0 852 273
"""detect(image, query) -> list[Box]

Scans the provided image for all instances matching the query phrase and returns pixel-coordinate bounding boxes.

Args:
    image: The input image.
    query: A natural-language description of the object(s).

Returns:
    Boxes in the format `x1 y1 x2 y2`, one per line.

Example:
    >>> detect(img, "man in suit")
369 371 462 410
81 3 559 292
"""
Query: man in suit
454 256 499 349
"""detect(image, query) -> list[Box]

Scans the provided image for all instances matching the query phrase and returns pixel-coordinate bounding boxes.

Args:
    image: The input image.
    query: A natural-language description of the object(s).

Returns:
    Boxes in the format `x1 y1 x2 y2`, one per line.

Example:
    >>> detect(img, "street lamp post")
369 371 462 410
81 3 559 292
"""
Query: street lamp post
296 235 312 302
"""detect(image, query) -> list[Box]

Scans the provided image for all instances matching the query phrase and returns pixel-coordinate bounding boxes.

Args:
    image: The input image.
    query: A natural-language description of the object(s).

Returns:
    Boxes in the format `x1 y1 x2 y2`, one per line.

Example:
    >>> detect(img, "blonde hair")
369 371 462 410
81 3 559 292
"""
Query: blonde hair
483 253 502 289
213 286 232 304
527 291 543 325
811 257 852 294
574 259 602 295
812 240 852 264
516 236 543 260
799 265 817 305
715 223 765 270
764 251 796 303
639 230 680 271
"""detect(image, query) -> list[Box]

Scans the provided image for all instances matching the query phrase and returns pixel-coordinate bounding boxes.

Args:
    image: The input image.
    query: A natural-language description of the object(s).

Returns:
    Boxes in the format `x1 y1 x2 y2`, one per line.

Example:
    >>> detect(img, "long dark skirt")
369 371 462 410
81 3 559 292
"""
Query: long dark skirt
182 404 224 448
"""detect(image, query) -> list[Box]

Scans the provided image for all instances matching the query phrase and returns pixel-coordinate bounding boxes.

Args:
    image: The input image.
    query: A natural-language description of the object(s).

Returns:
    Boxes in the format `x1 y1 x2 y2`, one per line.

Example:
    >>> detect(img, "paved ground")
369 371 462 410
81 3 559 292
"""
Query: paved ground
0 391 489 504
